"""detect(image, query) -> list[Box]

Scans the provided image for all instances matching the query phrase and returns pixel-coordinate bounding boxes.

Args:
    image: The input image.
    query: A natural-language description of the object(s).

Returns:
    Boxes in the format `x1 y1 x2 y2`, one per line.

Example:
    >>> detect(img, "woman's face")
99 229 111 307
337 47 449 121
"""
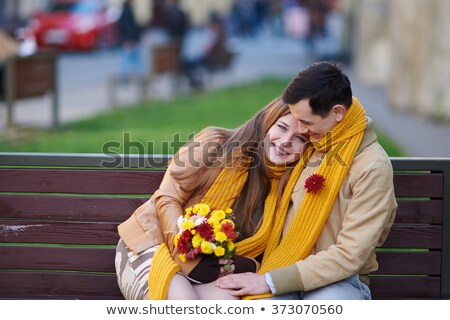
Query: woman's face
264 113 307 165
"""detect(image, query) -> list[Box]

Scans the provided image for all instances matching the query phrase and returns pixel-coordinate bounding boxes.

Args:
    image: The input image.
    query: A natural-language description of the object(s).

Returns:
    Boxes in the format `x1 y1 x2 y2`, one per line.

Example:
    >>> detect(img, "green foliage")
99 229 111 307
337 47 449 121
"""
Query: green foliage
0 79 406 156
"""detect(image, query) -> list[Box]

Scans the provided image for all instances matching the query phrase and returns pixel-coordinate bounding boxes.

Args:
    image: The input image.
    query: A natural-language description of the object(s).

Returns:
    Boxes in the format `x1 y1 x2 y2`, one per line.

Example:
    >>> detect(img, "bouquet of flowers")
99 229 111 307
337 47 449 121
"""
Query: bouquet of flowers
174 203 238 270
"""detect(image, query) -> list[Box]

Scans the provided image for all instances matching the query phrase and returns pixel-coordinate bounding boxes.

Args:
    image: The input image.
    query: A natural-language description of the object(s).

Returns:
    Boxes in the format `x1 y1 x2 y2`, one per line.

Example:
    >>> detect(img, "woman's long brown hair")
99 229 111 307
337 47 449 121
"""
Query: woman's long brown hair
170 97 297 237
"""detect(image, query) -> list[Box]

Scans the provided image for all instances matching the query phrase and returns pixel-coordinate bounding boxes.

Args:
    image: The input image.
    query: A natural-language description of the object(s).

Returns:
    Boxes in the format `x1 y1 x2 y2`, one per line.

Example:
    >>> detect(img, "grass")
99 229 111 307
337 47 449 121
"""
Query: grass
0 78 406 156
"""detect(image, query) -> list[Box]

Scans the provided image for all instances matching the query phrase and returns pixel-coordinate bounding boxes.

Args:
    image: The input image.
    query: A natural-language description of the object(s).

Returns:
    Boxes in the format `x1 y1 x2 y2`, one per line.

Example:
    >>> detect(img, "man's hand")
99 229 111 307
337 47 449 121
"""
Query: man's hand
215 272 270 296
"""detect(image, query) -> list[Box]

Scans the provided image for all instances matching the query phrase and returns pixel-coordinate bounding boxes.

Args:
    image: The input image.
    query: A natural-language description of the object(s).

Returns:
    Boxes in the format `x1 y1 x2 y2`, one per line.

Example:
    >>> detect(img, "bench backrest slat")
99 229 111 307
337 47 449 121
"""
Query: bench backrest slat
375 251 441 275
369 277 441 300
0 169 165 194
0 194 146 221
393 173 443 197
0 271 122 300
382 225 442 249
1 220 119 245
0 246 116 273
395 199 442 223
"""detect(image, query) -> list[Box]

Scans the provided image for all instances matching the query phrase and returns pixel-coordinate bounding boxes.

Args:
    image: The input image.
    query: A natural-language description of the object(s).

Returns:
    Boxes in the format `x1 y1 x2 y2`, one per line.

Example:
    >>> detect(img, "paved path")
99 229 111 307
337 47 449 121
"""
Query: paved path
1 30 450 157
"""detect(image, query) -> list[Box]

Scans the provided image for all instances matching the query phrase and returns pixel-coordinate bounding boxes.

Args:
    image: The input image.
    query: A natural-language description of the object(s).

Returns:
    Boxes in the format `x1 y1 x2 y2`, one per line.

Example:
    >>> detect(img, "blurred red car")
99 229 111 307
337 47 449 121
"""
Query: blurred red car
28 0 121 51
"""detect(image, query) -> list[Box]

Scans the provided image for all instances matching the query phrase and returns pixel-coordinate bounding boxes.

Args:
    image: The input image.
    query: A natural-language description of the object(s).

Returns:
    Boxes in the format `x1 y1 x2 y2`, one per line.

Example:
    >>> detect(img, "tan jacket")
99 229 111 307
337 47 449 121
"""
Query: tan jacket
269 118 398 294
118 129 224 275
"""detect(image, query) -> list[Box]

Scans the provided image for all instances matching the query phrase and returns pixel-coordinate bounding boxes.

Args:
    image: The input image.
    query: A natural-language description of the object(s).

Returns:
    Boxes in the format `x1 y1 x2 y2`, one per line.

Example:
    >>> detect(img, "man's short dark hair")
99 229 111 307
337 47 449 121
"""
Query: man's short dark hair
282 61 353 118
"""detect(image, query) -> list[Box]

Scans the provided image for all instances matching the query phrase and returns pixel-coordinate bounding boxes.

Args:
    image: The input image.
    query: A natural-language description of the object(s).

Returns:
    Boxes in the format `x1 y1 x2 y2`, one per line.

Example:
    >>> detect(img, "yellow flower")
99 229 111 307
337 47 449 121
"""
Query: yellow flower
182 220 195 230
199 204 211 216
192 234 204 248
174 233 180 246
214 225 222 233
214 246 225 257
227 241 235 251
208 216 220 228
201 241 214 254
211 210 226 220
215 231 227 242
225 208 233 214
179 254 186 263
193 203 201 214
185 207 193 215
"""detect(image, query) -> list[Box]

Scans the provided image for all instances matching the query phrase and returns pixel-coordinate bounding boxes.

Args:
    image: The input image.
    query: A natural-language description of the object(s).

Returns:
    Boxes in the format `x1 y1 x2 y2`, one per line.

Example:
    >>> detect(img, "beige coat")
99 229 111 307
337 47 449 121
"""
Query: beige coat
269 118 398 294
118 128 224 275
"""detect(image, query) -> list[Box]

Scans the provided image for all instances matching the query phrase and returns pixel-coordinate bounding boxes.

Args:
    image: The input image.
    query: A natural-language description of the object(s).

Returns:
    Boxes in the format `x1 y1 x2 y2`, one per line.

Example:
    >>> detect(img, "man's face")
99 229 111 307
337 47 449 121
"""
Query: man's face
288 99 342 142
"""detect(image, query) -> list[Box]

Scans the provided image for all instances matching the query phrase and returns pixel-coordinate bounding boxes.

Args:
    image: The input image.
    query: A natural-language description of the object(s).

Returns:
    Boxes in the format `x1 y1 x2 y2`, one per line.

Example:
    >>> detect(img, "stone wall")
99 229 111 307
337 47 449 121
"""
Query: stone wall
353 0 390 86
388 0 450 120
352 0 450 120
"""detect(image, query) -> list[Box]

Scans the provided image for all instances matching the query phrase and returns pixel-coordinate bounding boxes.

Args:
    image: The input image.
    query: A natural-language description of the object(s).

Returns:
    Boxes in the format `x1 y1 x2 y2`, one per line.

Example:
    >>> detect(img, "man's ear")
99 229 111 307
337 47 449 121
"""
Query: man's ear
332 105 346 122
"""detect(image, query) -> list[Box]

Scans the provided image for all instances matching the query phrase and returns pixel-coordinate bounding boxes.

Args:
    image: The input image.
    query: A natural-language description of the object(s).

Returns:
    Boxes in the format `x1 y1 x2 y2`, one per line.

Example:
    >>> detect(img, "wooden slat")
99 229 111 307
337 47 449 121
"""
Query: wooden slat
0 271 123 299
0 221 119 245
395 199 442 224
13 54 55 98
1 196 438 223
374 251 441 275
0 246 116 273
0 194 146 221
393 173 443 197
0 169 165 194
381 225 442 249
370 276 441 299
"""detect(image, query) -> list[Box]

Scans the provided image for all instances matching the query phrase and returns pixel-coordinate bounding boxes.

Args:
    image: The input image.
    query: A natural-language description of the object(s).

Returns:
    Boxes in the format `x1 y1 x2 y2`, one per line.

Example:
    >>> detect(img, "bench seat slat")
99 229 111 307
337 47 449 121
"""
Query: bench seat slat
0 246 116 273
0 169 165 194
0 221 119 245
0 271 123 299
374 251 441 275
0 194 146 221
393 173 443 197
369 276 441 299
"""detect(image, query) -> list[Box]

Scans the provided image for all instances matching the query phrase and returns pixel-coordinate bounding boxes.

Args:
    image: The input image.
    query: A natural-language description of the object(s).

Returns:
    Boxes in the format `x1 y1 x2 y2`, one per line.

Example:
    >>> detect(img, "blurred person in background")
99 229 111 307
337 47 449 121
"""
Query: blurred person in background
117 0 143 78
180 13 231 90
163 0 189 48
309 0 346 61
0 28 19 97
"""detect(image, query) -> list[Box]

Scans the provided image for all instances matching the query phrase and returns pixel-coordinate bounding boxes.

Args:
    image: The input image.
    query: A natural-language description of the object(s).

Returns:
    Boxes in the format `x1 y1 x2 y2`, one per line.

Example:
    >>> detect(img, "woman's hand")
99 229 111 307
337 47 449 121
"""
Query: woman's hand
215 272 270 296
218 258 235 276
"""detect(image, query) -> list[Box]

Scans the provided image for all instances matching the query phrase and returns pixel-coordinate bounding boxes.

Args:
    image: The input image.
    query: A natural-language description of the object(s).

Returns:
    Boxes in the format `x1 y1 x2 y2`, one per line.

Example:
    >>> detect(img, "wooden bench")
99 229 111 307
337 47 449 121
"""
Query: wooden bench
2 52 59 128
0 153 449 300
108 43 181 106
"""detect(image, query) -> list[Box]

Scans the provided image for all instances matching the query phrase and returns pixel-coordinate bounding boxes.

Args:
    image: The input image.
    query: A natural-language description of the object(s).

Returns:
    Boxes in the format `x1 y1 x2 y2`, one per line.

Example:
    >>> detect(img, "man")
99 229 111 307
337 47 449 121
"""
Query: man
216 61 398 300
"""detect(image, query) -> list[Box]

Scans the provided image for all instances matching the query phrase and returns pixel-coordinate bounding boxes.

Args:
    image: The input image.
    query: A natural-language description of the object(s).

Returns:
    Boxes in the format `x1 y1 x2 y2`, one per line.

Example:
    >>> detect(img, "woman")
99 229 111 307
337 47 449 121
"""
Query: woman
115 97 308 299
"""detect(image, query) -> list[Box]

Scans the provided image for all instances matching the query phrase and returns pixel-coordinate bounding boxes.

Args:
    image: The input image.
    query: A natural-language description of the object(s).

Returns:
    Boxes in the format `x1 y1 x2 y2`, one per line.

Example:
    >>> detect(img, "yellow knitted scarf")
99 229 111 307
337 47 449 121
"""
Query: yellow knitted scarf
149 97 366 300
148 163 286 299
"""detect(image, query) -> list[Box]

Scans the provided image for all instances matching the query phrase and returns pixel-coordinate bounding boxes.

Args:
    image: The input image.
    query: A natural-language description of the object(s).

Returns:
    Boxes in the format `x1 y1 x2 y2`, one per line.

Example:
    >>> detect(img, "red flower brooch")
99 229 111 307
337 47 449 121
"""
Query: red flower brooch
304 173 326 194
